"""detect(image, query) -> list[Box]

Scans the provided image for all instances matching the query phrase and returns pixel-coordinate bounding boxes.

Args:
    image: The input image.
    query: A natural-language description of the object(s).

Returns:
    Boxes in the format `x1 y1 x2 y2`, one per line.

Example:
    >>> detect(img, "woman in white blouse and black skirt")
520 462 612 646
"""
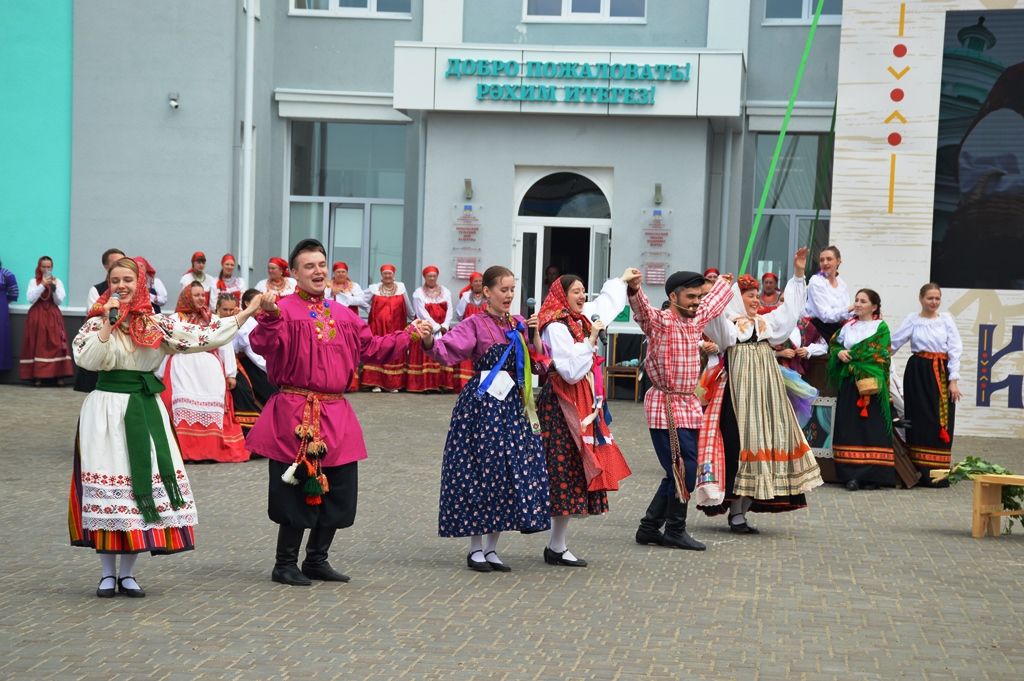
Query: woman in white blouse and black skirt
802 246 852 395
890 283 963 486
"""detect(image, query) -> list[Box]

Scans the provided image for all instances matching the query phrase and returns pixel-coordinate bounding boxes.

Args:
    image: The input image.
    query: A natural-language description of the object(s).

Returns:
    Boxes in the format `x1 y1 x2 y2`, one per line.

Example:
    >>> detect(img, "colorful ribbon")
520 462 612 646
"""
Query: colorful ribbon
477 322 540 434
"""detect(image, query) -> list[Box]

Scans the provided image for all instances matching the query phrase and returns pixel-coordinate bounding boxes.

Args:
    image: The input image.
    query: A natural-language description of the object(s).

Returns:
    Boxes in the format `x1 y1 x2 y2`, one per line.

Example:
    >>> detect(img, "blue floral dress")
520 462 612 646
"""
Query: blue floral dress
438 342 551 537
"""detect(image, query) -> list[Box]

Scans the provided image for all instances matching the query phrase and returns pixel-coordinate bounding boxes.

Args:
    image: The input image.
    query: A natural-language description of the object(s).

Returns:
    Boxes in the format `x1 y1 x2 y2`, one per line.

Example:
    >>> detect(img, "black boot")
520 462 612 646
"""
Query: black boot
301 527 350 582
272 525 312 585
662 495 706 551
635 493 669 545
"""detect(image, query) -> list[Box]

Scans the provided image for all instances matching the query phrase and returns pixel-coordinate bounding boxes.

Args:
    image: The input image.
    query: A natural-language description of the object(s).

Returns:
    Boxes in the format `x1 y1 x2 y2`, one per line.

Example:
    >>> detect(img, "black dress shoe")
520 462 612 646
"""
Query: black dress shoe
484 551 512 572
96 576 116 598
543 547 588 567
272 564 313 585
467 552 493 572
662 531 707 550
728 513 760 535
845 480 860 491
117 576 145 598
302 562 351 582
635 527 665 546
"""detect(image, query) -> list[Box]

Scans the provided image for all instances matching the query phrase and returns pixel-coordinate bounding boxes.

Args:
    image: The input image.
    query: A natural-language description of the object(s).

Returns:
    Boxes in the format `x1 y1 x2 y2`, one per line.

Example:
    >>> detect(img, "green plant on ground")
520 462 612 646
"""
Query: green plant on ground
947 456 1024 534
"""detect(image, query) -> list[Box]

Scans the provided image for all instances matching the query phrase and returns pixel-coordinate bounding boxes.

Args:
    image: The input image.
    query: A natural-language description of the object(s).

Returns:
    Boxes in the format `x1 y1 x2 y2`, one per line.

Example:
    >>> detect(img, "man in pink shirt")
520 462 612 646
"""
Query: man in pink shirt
248 239 432 585
627 268 733 551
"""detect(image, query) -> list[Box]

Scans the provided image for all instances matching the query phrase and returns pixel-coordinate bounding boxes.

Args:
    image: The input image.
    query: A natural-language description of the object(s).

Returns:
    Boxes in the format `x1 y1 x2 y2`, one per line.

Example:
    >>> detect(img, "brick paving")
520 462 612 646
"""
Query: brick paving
0 384 1021 681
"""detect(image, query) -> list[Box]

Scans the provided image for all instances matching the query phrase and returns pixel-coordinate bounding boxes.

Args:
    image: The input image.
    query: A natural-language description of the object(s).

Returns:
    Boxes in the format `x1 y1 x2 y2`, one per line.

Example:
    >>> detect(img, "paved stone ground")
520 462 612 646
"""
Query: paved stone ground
0 384 1021 681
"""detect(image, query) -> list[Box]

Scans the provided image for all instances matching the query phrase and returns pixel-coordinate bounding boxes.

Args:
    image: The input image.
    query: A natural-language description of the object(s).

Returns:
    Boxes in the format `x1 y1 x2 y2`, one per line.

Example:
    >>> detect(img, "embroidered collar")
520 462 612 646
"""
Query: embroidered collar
297 288 324 303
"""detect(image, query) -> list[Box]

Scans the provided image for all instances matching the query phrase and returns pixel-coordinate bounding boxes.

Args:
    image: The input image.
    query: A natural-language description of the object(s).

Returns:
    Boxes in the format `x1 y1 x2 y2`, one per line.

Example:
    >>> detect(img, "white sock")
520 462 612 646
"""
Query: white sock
548 515 579 561
484 532 503 563
119 553 140 589
99 555 116 589
468 536 484 562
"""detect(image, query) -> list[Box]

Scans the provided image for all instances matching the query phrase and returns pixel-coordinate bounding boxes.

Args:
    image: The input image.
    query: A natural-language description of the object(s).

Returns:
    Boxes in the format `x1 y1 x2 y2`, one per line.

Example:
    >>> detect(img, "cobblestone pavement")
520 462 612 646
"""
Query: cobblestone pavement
0 384 1021 681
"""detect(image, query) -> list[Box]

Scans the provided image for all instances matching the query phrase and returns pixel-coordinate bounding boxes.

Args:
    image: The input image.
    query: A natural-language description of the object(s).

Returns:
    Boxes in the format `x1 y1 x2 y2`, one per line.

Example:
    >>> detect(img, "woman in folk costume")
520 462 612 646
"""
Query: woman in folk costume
178 251 213 304
421 265 550 573
772 317 827 376
697 248 823 533
326 262 366 392
452 271 486 392
362 263 414 393
802 246 852 395
21 255 74 385
408 265 455 393
0 259 19 372
255 257 297 297
535 270 633 567
890 283 963 486
230 288 277 435
70 257 260 597
157 285 249 463
827 289 896 491
215 253 247 304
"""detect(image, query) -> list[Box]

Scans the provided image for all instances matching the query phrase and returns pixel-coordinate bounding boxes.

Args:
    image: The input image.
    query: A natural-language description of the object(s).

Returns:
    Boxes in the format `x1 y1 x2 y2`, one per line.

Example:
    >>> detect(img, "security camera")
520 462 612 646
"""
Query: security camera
168 93 180 110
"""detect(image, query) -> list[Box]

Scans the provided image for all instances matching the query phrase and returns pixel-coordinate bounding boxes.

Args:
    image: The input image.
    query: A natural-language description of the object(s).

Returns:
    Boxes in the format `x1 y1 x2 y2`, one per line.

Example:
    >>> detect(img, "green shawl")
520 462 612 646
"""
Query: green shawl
827 321 892 432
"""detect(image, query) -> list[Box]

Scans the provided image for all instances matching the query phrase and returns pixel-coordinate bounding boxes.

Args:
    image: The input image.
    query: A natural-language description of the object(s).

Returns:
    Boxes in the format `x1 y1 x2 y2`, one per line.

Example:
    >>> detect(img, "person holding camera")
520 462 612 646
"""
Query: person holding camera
21 255 73 386
826 288 895 491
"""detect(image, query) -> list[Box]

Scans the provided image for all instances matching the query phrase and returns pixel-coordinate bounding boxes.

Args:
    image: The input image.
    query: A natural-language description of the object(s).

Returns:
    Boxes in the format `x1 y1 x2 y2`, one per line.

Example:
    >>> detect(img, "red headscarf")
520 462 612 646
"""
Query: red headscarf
380 263 396 274
268 257 290 278
175 282 212 325
333 262 348 273
703 267 720 278
538 275 591 342
184 251 206 274
217 253 237 291
87 257 164 349
761 272 778 282
422 265 439 278
459 271 483 296
136 256 157 278
33 256 53 285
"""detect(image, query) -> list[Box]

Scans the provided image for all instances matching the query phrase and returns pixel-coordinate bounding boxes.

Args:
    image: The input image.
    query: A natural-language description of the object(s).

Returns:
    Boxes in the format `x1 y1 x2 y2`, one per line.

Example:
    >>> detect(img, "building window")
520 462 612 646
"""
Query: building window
764 0 842 25
289 121 408 286
524 0 645 23
290 0 412 19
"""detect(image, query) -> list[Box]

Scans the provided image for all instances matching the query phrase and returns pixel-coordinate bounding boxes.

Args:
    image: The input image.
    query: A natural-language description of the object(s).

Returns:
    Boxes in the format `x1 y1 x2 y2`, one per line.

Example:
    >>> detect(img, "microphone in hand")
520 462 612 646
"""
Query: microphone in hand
526 297 536 313
108 293 124 326
591 314 607 344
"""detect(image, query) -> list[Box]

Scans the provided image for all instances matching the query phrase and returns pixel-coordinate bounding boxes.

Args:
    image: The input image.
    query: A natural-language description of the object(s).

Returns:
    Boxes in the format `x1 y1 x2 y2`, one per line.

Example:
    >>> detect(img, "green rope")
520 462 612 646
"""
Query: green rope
740 0 828 274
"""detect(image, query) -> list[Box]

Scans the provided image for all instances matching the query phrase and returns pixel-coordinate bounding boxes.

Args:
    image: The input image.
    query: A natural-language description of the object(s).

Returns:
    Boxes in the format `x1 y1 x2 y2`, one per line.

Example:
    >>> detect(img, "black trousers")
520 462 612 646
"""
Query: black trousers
267 459 358 529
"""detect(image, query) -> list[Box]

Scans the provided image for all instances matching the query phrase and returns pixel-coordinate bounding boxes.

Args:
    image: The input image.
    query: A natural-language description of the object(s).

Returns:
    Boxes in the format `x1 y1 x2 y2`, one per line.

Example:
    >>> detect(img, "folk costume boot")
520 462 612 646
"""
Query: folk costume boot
301 527 350 582
662 495 706 551
635 493 669 546
272 525 312 586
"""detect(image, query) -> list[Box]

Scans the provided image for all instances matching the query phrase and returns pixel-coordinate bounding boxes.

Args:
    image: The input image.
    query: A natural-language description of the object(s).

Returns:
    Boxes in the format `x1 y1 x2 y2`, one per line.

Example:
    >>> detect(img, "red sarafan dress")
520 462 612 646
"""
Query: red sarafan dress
452 289 486 393
158 288 249 463
408 285 455 392
362 281 412 391
21 258 73 381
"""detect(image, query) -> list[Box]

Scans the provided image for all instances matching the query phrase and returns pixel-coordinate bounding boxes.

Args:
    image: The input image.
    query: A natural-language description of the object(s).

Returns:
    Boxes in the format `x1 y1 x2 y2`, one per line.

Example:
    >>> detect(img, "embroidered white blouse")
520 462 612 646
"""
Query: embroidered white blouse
413 285 454 332
890 312 963 380
705 276 807 350
837 319 883 349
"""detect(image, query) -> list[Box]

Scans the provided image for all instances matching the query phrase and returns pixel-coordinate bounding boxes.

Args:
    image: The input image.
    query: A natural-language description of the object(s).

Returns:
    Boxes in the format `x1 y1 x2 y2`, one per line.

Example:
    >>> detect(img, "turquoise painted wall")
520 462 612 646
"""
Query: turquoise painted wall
0 3 73 304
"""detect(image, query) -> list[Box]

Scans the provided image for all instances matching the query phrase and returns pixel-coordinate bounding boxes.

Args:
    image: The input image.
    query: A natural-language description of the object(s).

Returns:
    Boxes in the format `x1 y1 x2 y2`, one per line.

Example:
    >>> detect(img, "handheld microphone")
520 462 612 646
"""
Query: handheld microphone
108 292 124 326
591 314 607 344
526 297 536 312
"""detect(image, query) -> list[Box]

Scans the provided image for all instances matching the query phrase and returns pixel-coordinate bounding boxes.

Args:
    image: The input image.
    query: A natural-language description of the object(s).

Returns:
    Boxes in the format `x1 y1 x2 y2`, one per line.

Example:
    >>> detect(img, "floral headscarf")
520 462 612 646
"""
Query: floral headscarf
175 282 212 325
87 257 164 349
538 275 591 342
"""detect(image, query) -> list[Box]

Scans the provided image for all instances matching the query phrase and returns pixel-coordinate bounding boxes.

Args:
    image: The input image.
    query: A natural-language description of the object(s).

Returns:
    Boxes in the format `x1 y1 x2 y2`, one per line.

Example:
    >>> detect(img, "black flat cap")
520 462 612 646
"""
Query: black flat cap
665 271 705 296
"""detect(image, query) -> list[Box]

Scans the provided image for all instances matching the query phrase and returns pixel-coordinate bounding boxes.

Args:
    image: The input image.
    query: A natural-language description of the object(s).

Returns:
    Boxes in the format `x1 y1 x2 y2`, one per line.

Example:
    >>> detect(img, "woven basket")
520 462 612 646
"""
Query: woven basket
856 377 879 396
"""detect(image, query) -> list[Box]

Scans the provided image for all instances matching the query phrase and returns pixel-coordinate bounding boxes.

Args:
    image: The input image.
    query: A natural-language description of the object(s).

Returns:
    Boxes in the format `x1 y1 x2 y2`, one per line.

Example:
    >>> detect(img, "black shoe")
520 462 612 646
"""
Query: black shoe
96 576 116 598
484 551 512 572
273 525 311 585
663 495 707 550
117 576 146 598
845 480 860 491
728 513 760 534
467 551 493 572
272 564 312 586
301 527 349 581
862 483 879 491
543 546 588 567
301 562 350 582
635 493 669 545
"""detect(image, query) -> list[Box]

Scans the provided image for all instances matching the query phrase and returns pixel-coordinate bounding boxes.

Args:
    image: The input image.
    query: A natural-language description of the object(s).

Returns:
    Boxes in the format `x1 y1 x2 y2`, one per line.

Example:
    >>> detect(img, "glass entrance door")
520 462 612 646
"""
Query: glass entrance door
330 204 364 285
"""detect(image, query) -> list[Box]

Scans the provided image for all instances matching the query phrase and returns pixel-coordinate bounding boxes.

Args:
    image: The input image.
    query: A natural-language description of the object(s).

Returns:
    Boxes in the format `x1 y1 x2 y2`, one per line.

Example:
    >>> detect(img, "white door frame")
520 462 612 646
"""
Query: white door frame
512 216 613 311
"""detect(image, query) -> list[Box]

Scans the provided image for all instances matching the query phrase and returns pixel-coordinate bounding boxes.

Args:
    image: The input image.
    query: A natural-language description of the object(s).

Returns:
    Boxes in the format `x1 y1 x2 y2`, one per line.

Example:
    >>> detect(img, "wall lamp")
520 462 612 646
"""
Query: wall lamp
168 93 180 110
464 178 473 200
654 182 663 205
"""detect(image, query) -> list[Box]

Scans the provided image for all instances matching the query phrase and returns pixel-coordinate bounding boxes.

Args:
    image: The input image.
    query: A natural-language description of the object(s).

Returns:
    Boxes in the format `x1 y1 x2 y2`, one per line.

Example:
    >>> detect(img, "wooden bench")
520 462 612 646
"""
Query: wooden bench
971 474 1024 538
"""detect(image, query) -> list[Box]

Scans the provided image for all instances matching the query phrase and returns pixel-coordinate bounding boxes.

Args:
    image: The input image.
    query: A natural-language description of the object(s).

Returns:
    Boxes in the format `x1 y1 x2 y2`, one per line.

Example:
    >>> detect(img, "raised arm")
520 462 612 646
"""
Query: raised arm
71 317 118 372
582 277 628 325
455 292 469 320
693 277 734 329
422 315 481 366
763 276 807 345
627 286 664 338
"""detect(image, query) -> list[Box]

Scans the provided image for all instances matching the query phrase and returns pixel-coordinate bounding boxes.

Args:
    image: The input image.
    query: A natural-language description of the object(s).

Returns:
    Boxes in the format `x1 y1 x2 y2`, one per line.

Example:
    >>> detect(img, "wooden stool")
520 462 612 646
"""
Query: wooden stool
970 474 1024 538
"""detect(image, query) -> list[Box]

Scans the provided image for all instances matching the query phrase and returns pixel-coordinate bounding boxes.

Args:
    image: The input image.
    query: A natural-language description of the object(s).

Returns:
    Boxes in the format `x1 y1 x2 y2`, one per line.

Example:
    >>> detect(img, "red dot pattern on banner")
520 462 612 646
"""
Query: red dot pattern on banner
891 88 904 102
888 132 902 147
893 44 907 58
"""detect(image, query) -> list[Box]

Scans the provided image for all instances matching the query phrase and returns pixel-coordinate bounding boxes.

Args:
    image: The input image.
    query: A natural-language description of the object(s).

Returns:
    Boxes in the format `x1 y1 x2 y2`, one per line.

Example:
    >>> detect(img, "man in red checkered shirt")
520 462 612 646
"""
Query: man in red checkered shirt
625 268 733 550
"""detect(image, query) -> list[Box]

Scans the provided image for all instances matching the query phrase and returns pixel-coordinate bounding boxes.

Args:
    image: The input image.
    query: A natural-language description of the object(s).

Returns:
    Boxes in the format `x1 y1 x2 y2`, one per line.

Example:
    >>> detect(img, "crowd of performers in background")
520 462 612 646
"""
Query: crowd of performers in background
1 236 965 595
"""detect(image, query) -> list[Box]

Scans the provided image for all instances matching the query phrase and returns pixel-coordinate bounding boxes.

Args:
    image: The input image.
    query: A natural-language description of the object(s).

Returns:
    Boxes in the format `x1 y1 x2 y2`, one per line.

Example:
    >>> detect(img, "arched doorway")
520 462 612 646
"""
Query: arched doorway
513 170 612 314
